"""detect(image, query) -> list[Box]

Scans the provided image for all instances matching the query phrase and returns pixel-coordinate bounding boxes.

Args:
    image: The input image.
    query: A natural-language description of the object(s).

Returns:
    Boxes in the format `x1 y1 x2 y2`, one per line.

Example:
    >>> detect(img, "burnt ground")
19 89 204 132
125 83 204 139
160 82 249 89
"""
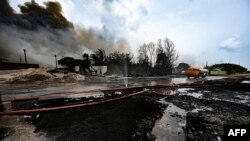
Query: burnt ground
0 127 14 139
22 95 166 141
165 96 250 141
165 78 250 141
1 77 250 141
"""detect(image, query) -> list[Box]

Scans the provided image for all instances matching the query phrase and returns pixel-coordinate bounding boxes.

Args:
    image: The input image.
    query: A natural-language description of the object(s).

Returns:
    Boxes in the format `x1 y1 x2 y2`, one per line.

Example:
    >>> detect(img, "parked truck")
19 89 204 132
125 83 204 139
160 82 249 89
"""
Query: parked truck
186 68 208 79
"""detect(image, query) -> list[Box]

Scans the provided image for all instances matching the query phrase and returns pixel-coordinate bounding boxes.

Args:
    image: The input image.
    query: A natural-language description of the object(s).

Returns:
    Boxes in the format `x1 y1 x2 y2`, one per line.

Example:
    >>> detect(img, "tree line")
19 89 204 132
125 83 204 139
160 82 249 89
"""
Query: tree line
106 37 178 75
208 63 247 74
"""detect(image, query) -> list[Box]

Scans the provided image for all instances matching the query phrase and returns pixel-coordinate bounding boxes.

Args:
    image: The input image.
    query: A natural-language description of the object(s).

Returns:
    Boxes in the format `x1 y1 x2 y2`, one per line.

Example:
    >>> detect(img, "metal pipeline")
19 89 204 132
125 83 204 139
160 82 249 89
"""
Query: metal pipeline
0 82 225 115
0 89 148 115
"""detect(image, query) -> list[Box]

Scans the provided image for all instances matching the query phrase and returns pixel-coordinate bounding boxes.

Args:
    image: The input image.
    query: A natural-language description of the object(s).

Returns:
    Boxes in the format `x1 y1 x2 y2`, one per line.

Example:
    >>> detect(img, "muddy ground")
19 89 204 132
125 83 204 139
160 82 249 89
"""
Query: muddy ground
0 76 250 141
0 95 166 141
164 78 250 141
165 95 250 141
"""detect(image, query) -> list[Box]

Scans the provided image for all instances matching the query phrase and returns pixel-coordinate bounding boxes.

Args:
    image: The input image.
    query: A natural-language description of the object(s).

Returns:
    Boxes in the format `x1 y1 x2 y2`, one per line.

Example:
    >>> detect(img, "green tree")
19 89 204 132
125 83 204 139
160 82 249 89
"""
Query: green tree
209 63 247 74
177 63 190 70
155 38 178 75
138 43 149 66
107 51 133 65
147 42 156 67
163 37 178 68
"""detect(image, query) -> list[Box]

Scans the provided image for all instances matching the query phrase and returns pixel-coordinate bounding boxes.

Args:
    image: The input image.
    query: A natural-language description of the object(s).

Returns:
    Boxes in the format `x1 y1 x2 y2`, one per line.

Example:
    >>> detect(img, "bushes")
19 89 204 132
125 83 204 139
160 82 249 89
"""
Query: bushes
209 63 247 74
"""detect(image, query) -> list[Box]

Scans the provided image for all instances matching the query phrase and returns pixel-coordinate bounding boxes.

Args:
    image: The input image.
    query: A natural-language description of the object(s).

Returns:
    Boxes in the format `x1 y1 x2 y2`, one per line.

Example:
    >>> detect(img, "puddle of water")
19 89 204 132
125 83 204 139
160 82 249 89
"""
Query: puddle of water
171 77 189 84
175 87 250 106
206 76 227 80
177 88 194 93
241 80 250 84
186 92 203 99
2 76 248 141
170 76 226 84
152 99 213 141
234 95 250 100
191 106 213 113
211 97 250 106
152 100 186 141
176 88 204 99
203 91 250 106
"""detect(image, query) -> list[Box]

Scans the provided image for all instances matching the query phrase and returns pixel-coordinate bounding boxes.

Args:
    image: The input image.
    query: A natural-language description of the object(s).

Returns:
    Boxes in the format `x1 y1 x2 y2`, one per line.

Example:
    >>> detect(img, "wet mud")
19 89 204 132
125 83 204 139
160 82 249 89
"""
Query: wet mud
163 78 250 141
1 76 250 141
0 127 14 139
23 95 166 141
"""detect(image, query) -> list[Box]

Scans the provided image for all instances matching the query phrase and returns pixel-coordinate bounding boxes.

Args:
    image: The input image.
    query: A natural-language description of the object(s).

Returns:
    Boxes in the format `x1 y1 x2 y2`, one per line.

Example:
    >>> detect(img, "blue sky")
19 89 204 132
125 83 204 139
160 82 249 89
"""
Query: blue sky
10 0 250 69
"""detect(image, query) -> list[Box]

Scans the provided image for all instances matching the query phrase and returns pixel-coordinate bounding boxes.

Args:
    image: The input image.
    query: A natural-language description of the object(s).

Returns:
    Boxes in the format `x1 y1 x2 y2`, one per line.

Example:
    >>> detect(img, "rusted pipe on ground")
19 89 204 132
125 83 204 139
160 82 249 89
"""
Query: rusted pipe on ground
0 90 148 115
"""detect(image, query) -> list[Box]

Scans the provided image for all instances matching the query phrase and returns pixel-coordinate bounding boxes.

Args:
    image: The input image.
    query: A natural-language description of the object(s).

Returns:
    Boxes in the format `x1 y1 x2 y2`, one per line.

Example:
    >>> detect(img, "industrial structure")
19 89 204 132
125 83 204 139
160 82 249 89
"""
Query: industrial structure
58 49 107 75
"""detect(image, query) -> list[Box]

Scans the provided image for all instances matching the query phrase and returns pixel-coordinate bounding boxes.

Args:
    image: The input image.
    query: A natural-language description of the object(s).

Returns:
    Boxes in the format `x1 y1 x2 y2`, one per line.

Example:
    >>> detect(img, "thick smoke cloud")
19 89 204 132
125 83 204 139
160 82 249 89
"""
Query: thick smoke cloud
0 0 131 66
75 27 131 54
0 25 81 65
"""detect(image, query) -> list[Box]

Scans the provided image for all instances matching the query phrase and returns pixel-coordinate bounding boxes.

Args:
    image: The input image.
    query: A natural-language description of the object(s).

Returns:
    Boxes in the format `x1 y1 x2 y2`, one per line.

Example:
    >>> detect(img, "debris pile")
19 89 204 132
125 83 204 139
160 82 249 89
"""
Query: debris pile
3 68 85 84
52 73 85 83
6 68 51 83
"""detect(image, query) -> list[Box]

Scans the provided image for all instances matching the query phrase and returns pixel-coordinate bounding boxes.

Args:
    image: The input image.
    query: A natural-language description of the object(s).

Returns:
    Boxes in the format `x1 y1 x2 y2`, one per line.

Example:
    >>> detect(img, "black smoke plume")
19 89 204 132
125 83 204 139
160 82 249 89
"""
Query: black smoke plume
0 0 130 66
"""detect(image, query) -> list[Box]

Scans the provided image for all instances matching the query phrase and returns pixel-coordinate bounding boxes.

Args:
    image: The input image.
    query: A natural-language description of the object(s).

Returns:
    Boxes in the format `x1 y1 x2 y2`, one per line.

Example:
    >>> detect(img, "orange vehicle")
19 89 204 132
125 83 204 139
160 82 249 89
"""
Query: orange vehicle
186 68 208 79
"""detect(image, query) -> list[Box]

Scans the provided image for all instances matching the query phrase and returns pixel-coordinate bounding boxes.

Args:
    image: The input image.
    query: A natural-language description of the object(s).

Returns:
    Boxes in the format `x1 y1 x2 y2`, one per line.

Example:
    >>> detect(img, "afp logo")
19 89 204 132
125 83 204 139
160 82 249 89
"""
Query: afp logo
224 125 249 141
228 129 246 136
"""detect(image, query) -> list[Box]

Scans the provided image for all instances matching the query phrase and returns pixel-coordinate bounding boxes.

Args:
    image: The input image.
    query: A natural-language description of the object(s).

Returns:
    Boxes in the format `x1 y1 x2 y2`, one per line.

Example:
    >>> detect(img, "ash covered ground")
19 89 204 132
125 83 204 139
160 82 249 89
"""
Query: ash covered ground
0 69 250 141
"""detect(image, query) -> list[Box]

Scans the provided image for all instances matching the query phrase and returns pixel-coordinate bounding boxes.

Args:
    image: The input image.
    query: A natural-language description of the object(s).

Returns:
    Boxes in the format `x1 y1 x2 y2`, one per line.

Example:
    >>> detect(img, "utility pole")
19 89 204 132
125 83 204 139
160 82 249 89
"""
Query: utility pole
54 54 58 69
23 49 27 67
0 95 2 112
